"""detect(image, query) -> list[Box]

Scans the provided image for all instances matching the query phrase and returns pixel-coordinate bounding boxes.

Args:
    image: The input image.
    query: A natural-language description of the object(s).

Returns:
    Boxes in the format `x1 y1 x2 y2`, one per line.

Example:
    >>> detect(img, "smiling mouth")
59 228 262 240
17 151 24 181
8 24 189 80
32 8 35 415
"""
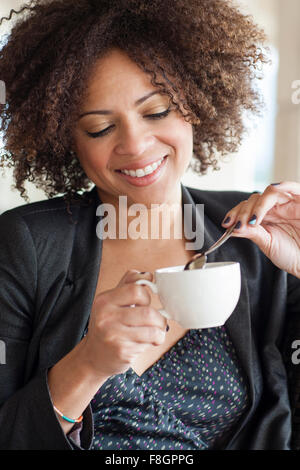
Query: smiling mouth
116 156 167 178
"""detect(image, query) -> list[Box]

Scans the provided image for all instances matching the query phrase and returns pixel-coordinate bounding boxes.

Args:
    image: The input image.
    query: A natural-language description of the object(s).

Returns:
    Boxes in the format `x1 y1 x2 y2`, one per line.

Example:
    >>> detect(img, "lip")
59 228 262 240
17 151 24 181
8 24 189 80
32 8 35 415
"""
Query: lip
115 155 168 187
116 156 167 172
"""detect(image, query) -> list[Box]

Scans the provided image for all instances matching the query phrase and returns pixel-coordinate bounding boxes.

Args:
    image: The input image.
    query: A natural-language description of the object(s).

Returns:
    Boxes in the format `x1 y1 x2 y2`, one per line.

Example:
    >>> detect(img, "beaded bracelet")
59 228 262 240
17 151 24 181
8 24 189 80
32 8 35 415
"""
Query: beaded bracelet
53 405 83 424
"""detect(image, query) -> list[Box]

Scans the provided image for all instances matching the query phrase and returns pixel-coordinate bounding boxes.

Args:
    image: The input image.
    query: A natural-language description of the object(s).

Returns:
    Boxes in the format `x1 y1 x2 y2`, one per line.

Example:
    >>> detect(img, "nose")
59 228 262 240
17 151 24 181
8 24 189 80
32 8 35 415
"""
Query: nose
114 121 155 157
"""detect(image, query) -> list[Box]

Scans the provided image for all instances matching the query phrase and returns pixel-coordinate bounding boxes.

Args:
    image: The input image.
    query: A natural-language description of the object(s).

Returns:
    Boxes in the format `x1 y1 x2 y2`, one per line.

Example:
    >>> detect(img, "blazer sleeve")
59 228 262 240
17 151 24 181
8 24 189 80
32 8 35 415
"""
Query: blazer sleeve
0 210 92 450
283 273 300 450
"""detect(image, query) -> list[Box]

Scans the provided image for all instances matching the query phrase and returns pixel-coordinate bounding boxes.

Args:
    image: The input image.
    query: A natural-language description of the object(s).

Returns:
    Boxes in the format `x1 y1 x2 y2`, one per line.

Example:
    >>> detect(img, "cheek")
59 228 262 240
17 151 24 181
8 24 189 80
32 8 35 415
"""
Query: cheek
75 140 109 171
169 119 193 159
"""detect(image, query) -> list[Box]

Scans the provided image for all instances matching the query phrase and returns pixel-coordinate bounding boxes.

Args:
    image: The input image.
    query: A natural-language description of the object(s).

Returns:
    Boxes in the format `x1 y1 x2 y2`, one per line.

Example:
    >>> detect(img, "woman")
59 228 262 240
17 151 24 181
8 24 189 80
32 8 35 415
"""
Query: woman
0 0 299 450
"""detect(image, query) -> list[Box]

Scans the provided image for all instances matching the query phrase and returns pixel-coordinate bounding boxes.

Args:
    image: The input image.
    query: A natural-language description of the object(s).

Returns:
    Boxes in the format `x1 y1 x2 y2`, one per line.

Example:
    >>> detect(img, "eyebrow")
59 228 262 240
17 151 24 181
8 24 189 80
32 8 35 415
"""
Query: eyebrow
78 91 160 119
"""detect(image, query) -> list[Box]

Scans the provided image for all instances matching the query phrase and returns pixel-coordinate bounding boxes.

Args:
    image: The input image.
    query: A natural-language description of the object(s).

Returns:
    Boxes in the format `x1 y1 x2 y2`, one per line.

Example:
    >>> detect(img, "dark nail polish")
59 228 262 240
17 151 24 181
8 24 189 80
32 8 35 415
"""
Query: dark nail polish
223 216 231 225
235 221 242 230
248 214 257 225
271 183 281 186
166 324 170 332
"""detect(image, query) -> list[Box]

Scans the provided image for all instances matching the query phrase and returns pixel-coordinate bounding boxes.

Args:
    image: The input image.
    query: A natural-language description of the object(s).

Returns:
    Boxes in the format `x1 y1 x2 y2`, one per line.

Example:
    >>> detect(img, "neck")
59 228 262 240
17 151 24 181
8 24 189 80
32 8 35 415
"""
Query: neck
95 185 186 247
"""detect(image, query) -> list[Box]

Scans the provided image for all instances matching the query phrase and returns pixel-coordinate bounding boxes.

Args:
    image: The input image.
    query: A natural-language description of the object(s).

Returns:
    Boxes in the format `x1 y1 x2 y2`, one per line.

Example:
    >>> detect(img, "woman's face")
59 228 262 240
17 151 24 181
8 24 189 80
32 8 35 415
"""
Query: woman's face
73 49 193 207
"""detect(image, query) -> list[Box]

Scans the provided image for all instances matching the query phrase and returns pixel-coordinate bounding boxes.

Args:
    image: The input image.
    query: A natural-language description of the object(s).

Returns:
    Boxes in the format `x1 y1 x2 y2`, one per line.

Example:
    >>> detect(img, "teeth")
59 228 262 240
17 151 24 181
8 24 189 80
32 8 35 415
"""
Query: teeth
120 157 165 178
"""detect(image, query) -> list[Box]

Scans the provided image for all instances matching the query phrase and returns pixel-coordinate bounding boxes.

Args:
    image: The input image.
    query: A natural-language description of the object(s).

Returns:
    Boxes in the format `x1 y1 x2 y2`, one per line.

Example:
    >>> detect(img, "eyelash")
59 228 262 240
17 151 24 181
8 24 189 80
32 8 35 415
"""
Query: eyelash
86 108 171 139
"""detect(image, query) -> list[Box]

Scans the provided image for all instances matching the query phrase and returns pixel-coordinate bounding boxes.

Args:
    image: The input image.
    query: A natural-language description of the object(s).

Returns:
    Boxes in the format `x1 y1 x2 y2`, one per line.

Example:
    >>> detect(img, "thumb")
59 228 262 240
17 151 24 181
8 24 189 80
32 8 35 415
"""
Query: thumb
232 224 272 258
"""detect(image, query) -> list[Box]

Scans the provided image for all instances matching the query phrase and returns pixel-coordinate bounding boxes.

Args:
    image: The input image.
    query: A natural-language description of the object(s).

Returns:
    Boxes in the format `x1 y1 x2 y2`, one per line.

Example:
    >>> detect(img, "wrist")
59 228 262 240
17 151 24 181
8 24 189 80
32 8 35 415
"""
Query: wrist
71 336 111 386
47 337 110 435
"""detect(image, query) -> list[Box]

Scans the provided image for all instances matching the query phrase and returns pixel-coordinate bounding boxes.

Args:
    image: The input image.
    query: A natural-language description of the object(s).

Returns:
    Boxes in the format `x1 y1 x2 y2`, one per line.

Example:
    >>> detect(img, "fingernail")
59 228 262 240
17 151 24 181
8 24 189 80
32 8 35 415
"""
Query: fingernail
223 216 231 225
271 183 281 186
248 215 257 225
234 221 242 230
166 324 170 332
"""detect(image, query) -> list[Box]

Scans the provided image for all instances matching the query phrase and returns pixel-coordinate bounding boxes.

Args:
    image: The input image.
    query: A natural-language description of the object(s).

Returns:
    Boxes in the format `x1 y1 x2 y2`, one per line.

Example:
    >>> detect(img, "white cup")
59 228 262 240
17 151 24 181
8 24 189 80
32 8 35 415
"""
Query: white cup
135 262 241 329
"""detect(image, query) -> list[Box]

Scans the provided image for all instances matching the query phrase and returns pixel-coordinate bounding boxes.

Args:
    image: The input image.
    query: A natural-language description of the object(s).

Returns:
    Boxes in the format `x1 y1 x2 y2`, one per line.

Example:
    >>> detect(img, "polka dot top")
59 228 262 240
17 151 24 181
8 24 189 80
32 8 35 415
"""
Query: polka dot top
91 326 250 450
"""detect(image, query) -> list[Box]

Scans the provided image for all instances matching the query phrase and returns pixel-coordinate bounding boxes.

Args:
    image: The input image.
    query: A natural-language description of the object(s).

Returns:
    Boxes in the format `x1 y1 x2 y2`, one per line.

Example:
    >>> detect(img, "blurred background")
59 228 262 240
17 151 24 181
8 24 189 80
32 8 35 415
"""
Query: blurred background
0 0 300 213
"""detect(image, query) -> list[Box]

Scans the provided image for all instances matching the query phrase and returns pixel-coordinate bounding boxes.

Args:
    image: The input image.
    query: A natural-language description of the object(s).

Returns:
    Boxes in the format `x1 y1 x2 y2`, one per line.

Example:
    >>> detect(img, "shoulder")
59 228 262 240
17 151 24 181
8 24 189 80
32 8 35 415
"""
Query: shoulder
185 185 252 206
183 185 253 224
0 188 96 236
1 193 75 222
0 186 95 225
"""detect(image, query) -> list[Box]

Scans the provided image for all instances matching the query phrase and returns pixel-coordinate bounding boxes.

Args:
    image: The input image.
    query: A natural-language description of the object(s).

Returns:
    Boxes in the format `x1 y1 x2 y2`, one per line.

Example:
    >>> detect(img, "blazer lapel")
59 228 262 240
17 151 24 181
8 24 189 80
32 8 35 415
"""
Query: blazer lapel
181 184 261 431
37 187 103 371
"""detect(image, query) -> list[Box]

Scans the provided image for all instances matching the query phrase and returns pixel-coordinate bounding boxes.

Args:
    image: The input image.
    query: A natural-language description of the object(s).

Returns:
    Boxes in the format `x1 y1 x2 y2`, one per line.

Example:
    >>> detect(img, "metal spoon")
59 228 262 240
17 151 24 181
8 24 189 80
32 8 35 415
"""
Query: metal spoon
184 224 236 270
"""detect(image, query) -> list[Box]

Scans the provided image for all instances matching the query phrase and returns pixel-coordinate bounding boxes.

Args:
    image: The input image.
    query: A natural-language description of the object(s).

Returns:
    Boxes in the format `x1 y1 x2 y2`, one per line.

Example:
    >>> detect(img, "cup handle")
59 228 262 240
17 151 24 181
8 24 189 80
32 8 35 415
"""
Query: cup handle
134 279 172 320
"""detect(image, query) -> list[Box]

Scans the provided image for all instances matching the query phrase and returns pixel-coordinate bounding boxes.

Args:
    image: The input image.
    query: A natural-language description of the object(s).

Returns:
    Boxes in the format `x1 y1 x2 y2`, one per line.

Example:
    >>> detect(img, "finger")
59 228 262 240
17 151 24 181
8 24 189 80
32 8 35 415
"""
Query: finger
239 185 293 229
270 181 300 197
122 324 167 347
99 282 152 309
221 193 260 229
116 341 149 359
116 269 153 287
118 305 167 331
228 186 292 233
261 200 300 223
229 222 273 258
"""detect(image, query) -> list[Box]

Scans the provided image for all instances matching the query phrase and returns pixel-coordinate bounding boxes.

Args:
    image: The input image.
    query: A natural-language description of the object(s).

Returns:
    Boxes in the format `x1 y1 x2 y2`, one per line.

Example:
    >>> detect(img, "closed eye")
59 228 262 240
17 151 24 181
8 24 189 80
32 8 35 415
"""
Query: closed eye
145 108 171 120
86 108 171 139
87 125 114 139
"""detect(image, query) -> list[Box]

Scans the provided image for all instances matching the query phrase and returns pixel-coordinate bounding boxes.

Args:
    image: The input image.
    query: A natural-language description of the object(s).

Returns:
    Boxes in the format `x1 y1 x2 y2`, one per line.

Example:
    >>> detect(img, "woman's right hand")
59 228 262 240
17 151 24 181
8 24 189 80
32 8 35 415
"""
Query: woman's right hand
81 270 167 378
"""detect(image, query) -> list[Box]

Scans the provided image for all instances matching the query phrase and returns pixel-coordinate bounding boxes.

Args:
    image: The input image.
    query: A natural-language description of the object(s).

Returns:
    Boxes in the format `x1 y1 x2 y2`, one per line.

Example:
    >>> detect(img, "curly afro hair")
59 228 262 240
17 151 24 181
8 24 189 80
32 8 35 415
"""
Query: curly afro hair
0 0 268 203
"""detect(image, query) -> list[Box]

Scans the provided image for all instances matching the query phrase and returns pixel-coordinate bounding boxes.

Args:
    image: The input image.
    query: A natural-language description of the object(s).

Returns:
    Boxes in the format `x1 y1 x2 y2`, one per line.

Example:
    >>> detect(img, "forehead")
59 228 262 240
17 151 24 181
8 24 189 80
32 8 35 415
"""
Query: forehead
84 49 157 105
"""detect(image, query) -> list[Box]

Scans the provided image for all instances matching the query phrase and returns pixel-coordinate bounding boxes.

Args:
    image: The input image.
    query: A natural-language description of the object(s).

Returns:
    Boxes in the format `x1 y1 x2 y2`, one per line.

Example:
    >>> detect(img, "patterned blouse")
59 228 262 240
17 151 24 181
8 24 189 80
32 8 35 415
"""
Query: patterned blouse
90 326 250 450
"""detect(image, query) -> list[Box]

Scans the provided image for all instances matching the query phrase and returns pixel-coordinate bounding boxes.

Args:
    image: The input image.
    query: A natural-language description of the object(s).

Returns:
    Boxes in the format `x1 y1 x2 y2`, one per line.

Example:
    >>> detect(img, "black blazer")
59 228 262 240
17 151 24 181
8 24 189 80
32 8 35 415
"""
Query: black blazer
0 184 299 450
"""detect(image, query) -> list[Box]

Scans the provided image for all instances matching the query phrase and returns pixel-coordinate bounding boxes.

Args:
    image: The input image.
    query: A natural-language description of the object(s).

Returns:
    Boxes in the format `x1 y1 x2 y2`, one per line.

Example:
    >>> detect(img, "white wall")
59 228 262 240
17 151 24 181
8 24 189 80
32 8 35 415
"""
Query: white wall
273 0 300 184
182 0 280 193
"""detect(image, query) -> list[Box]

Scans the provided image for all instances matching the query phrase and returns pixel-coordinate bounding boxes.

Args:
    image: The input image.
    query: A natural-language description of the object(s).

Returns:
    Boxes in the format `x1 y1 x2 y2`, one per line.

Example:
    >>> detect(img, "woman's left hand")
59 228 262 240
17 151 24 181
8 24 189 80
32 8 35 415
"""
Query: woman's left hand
221 182 300 279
